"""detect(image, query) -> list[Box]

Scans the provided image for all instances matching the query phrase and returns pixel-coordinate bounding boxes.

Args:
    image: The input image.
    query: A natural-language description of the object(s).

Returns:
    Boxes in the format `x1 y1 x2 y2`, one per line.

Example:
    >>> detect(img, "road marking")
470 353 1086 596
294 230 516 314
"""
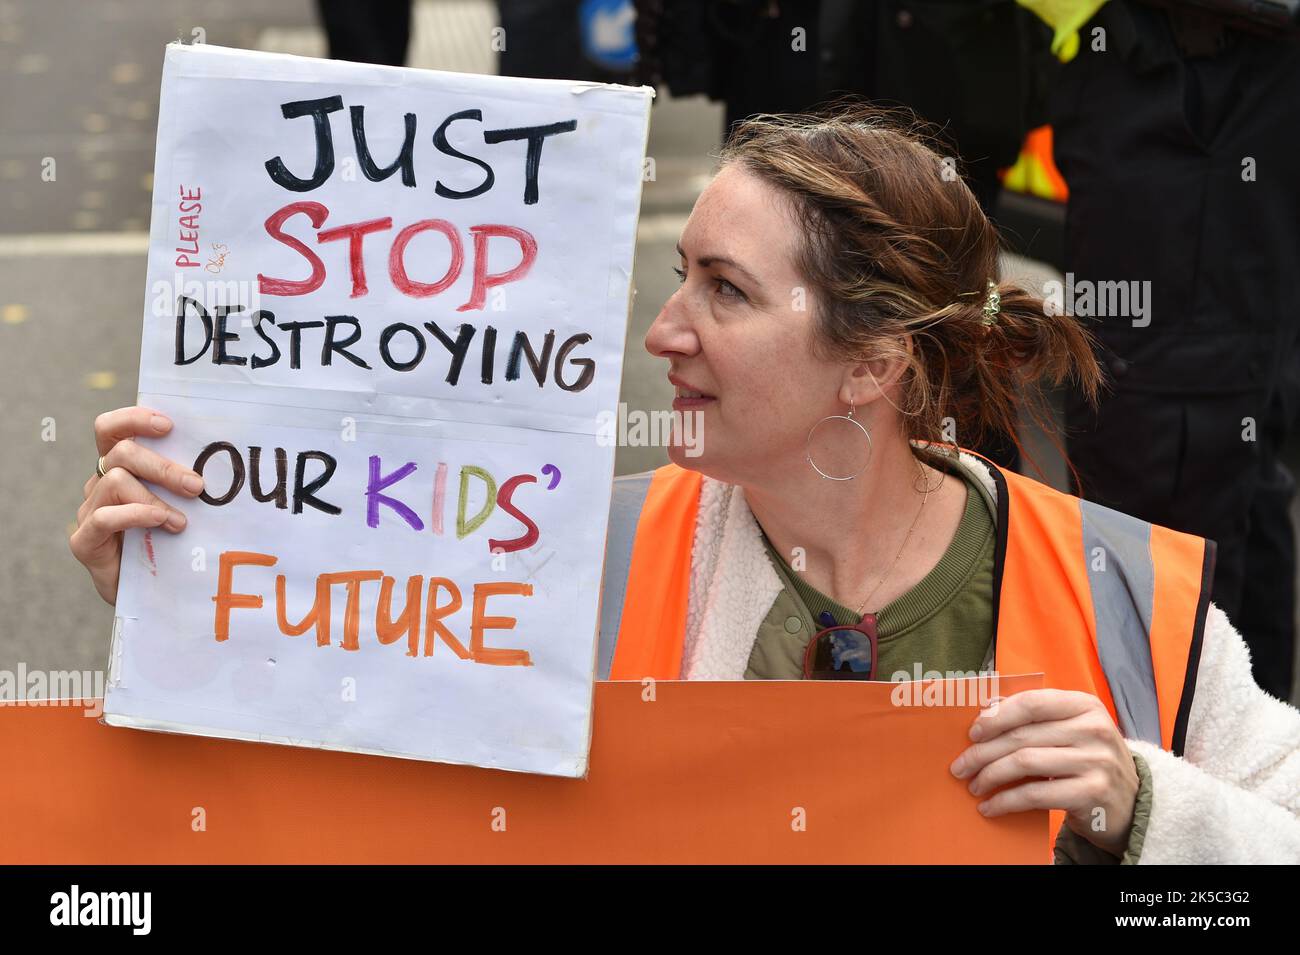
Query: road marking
2 304 29 324
0 232 148 257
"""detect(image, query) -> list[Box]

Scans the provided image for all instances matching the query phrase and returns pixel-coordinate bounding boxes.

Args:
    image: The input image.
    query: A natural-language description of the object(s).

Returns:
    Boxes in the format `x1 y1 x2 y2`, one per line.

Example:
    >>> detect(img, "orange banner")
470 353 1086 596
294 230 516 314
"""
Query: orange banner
0 676 1046 863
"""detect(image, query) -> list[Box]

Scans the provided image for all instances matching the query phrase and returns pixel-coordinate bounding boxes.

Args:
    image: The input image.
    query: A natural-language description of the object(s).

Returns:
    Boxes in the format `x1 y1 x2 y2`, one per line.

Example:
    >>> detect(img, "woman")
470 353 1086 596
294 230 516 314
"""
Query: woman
72 108 1300 864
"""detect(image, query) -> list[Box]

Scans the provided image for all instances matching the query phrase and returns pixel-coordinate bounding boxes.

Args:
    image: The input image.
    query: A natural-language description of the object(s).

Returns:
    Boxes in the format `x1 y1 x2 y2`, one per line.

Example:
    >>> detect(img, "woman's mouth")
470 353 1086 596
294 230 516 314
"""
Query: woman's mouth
670 377 716 410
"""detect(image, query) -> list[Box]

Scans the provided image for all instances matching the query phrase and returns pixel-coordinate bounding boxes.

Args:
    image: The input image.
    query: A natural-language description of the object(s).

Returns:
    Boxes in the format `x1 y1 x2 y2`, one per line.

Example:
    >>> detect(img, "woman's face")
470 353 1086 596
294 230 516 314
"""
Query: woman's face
645 164 862 486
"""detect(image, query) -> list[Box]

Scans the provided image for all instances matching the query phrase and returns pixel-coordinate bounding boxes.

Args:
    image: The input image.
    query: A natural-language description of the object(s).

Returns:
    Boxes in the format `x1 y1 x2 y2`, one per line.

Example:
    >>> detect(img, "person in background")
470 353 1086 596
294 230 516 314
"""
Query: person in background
1047 0 1300 702
315 0 639 81
499 0 638 82
316 0 413 66
635 0 1059 472
635 0 1055 217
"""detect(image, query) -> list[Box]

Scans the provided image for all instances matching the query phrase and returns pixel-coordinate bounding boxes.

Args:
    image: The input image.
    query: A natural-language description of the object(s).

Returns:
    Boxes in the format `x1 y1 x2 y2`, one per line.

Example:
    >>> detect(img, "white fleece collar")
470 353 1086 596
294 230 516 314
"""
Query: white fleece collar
680 451 998 680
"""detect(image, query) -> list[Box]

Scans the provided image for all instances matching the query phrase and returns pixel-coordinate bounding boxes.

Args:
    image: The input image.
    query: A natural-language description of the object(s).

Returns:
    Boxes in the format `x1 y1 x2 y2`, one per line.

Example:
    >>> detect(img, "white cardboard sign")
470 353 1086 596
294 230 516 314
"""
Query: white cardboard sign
103 44 652 777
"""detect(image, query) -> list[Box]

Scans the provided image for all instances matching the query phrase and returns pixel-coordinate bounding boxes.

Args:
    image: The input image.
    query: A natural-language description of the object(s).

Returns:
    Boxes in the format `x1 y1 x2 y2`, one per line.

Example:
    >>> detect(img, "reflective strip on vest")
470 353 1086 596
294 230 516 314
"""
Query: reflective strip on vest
597 472 652 679
1078 498 1161 746
606 465 703 681
993 461 1209 756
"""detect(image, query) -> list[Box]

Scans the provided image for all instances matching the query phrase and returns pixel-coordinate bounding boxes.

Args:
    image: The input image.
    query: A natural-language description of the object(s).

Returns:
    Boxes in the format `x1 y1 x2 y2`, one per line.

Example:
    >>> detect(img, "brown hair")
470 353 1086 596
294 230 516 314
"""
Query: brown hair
717 104 1102 470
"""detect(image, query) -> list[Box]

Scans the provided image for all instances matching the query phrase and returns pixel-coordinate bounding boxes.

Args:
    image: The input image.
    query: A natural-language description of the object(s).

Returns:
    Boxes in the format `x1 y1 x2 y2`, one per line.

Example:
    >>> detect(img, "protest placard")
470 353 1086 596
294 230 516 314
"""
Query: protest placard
103 43 653 777
6 677 1049 864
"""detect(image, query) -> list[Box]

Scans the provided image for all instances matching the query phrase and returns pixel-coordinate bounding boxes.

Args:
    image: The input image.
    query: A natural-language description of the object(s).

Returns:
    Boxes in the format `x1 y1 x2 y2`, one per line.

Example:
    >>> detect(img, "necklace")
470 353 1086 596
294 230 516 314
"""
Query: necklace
852 460 932 617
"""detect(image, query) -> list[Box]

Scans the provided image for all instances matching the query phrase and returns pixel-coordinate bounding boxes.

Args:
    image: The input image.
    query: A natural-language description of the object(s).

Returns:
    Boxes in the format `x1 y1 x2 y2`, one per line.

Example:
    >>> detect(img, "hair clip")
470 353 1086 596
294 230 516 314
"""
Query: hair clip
981 280 1001 326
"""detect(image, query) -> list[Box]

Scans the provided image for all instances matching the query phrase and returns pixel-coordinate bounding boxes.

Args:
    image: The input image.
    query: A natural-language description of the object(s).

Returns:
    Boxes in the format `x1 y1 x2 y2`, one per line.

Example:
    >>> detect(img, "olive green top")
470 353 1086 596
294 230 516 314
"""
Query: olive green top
745 459 996 682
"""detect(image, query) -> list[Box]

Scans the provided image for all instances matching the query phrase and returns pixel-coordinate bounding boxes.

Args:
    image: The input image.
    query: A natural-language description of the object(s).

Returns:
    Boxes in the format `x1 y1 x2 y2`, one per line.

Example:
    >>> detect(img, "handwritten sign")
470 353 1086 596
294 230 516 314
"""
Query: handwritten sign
103 44 653 776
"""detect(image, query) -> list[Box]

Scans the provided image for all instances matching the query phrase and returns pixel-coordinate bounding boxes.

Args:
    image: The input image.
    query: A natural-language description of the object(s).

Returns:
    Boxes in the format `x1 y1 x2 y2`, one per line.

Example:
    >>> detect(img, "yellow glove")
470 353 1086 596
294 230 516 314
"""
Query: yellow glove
1016 0 1110 63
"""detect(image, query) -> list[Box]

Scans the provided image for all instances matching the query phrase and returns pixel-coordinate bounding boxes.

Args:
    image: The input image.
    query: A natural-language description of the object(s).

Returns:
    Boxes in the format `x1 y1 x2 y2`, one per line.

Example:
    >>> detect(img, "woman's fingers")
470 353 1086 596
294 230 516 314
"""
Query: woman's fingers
76 466 188 531
93 406 172 457
99 437 204 499
967 688 1098 743
69 501 171 568
84 409 201 505
950 714 1093 779
84 500 173 541
76 406 189 608
70 472 185 592
976 777 1091 818
964 745 1093 798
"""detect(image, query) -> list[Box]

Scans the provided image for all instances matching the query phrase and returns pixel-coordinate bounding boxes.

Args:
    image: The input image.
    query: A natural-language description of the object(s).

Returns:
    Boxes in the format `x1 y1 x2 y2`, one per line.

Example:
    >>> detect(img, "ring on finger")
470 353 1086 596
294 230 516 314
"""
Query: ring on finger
95 454 108 478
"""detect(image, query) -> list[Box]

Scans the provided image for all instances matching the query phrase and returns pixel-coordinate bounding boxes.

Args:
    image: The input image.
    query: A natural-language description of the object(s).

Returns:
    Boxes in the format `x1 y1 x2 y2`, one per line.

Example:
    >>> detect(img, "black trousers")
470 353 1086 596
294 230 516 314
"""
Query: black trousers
1053 2 1300 701
317 0 412 66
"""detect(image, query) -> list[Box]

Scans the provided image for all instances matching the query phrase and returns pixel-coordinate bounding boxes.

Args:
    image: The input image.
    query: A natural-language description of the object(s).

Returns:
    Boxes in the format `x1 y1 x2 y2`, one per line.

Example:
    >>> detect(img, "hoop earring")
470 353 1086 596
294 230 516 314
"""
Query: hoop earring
806 402 874 481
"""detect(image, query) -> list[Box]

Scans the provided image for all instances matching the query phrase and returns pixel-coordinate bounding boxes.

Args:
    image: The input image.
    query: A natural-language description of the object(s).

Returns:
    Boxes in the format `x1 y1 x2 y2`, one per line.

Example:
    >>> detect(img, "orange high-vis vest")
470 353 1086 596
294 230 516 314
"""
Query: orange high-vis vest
597 457 1215 758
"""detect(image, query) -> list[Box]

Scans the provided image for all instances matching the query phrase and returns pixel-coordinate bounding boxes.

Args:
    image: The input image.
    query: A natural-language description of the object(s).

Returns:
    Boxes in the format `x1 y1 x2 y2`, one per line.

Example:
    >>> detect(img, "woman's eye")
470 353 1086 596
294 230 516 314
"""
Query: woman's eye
716 278 745 301
672 266 745 302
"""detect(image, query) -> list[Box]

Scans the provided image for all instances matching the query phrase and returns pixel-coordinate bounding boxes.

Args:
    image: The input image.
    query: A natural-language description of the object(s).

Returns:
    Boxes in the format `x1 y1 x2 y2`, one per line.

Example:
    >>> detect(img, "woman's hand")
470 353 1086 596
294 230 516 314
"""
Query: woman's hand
69 406 205 606
949 688 1140 857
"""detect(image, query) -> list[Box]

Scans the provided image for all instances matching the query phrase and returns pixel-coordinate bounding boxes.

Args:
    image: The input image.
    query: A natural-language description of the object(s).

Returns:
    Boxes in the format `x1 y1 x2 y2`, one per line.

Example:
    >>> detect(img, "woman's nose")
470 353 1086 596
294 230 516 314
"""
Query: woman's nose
644 290 699 359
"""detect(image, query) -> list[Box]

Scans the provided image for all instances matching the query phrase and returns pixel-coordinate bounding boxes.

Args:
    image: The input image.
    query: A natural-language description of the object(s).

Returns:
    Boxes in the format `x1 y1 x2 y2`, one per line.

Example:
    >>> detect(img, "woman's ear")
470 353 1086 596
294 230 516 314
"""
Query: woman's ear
841 336 912 408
